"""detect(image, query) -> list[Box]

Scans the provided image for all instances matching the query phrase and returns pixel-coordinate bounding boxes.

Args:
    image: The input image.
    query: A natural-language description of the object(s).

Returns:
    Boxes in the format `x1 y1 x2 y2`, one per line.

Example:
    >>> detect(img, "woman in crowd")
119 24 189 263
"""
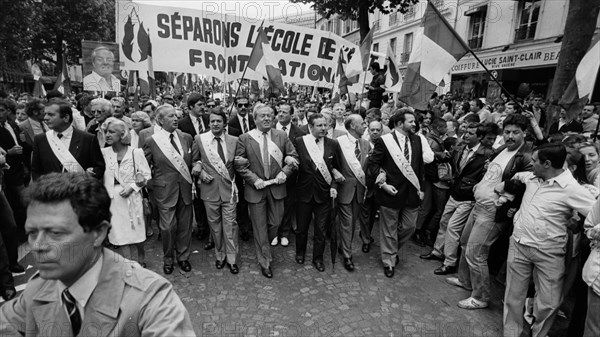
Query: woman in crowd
101 117 151 267
130 111 152 149
579 142 600 187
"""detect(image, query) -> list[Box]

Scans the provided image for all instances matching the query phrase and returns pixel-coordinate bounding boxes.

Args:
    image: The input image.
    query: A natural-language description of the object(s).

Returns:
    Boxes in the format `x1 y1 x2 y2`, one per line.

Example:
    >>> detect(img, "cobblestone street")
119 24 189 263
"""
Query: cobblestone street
139 221 503 337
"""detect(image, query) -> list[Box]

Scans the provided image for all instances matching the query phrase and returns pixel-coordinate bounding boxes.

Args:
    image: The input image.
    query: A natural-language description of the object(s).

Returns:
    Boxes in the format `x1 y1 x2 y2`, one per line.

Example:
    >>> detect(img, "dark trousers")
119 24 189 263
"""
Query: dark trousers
0 190 19 267
236 177 251 236
358 195 377 245
0 229 14 292
4 183 26 242
278 180 297 238
296 199 331 263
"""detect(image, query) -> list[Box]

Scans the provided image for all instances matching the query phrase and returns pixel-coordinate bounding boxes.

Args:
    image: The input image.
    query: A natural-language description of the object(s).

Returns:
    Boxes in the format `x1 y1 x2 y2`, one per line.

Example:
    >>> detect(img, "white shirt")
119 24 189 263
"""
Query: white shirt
190 114 206 134
393 130 434 164
298 117 308 126
237 114 250 132
208 132 228 161
257 129 272 163
153 124 162 133
275 122 290 137
55 125 74 149
58 254 103 321
310 134 325 155
159 128 183 154
83 71 120 92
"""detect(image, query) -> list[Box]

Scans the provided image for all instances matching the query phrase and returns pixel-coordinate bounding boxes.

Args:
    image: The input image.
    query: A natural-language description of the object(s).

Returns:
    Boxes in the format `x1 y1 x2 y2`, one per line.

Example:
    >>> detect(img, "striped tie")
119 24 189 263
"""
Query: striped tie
62 289 81 336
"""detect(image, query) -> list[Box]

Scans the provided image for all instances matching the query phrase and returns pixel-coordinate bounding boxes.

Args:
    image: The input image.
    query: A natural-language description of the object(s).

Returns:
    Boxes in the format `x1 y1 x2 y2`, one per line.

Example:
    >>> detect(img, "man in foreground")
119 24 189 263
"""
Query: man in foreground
0 173 195 336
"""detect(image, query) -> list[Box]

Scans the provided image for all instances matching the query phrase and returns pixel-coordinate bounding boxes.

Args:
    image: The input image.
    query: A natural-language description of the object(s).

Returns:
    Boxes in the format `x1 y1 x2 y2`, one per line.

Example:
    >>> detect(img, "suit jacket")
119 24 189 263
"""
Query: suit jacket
234 129 298 203
31 129 105 180
286 124 306 148
143 129 194 208
0 249 195 337
299 124 309 135
449 143 494 201
192 133 238 202
18 119 37 148
178 114 210 138
366 132 424 209
336 135 371 205
226 125 242 137
228 114 255 133
295 136 342 204
138 126 157 149
0 120 26 186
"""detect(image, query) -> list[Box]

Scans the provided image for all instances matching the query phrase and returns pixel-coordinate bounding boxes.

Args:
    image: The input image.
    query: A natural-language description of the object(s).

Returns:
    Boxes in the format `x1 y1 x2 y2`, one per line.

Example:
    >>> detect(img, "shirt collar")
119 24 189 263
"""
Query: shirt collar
467 143 480 152
347 133 358 143
544 170 572 188
55 125 73 138
394 129 407 140
276 122 289 130
160 128 176 136
59 253 103 310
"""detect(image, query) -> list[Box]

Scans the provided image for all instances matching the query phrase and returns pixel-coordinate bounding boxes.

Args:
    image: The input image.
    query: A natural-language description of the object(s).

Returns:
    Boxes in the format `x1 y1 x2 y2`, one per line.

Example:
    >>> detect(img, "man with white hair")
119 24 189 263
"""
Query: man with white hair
87 98 113 147
83 46 120 92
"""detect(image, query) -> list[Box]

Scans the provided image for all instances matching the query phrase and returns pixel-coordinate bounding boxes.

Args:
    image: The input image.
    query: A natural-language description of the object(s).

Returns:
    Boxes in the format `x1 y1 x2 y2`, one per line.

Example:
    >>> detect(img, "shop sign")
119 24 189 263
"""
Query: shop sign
450 44 561 74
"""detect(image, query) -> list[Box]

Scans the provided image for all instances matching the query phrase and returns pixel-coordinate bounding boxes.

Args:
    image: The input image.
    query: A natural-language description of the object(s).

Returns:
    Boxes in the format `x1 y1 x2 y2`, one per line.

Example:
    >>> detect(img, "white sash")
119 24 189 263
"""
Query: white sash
338 135 366 187
248 129 283 169
152 132 192 184
200 133 237 203
303 135 332 185
381 133 423 200
46 130 84 173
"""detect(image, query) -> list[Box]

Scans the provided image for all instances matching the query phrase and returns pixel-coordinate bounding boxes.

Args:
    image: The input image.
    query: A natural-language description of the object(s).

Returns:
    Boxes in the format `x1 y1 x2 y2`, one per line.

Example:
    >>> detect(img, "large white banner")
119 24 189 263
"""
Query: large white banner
116 1 358 88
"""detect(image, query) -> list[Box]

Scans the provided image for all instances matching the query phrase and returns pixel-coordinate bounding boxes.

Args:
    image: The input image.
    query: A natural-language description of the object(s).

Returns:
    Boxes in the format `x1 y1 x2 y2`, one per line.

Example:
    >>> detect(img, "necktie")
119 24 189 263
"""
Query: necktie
242 117 248 133
262 132 270 179
197 117 204 134
215 136 226 163
169 134 181 155
62 289 81 336
282 126 287 132
354 140 361 160
459 147 472 171
57 133 64 139
403 136 410 161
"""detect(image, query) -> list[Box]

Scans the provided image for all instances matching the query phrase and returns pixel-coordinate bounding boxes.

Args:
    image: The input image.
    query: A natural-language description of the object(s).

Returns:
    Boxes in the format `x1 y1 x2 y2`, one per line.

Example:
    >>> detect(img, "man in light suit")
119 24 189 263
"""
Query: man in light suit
336 114 370 271
234 105 298 278
294 113 344 272
31 99 104 180
0 173 195 336
143 104 194 275
192 110 240 274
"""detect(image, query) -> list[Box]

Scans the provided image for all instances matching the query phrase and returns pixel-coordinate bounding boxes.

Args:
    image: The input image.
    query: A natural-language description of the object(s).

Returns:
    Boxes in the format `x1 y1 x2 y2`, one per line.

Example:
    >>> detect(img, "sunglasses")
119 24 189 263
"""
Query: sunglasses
207 104 216 107
237 103 249 108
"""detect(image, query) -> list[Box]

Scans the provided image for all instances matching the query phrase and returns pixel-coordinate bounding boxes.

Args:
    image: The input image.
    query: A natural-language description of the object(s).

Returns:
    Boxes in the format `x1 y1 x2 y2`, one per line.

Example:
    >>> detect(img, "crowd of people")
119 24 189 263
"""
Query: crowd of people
1 66 600 336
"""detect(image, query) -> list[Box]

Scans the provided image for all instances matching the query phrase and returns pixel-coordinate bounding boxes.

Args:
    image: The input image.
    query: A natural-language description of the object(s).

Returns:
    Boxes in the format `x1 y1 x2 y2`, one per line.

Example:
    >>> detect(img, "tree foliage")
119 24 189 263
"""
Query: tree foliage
292 0 419 40
0 0 115 76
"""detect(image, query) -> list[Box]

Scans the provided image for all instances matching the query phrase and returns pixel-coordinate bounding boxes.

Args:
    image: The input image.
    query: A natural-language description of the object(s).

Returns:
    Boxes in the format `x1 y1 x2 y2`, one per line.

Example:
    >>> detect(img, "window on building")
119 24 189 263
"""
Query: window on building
373 43 379 53
401 33 413 64
404 5 416 20
390 38 397 55
389 12 398 26
467 8 486 49
373 19 381 32
515 0 541 41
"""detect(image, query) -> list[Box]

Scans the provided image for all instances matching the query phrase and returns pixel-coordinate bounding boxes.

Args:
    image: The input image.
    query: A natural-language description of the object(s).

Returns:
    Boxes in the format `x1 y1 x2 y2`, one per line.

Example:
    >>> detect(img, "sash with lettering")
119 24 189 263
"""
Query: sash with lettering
380 133 424 200
337 135 366 187
303 135 332 185
199 132 237 203
248 129 283 169
45 130 84 173
152 132 193 184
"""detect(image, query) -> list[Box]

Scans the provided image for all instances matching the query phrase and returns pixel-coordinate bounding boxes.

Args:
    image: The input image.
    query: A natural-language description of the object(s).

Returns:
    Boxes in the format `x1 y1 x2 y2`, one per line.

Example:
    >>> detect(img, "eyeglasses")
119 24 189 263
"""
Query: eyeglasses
237 103 249 108
207 104 216 108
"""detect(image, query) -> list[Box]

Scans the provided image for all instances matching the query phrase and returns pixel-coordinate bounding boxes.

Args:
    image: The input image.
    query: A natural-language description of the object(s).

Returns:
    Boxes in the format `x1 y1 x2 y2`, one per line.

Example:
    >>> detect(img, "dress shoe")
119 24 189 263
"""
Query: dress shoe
295 256 305 264
228 263 239 274
146 229 154 238
312 261 325 272
178 260 192 272
2 288 16 301
261 266 273 278
163 264 174 275
343 258 355 272
434 265 457 275
215 260 225 269
280 237 289 247
362 243 371 253
204 241 215 250
9 264 25 273
419 252 444 262
384 266 394 278
270 237 278 246
241 231 251 242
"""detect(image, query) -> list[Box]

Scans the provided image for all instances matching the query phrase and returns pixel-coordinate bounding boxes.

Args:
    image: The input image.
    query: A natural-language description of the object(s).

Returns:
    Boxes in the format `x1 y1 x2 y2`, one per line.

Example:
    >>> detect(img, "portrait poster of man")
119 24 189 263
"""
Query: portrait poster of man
82 41 123 93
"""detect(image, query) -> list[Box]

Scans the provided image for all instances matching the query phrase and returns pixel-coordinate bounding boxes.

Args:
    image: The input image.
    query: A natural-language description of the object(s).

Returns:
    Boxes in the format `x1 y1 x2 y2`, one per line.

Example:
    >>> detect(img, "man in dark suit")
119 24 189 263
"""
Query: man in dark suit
31 99 104 180
144 104 194 275
273 104 306 246
366 108 434 278
294 113 344 272
178 93 212 247
336 114 371 271
234 105 298 278
192 110 240 274
229 97 255 134
19 99 46 148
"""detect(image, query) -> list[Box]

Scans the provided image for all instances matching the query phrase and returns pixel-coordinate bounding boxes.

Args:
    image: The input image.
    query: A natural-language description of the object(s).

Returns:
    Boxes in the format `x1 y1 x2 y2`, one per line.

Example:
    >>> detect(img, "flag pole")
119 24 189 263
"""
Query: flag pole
229 20 264 117
426 0 522 109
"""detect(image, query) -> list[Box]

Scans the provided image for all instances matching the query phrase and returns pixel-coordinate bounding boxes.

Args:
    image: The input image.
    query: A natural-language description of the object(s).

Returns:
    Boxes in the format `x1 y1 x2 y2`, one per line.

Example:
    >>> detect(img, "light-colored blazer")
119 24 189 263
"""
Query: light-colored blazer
192 133 238 202
101 147 151 199
0 249 196 337
336 135 371 205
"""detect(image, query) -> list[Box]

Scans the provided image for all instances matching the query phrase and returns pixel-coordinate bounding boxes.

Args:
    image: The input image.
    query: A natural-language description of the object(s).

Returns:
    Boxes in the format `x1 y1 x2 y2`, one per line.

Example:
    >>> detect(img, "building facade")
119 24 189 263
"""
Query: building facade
272 10 316 29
